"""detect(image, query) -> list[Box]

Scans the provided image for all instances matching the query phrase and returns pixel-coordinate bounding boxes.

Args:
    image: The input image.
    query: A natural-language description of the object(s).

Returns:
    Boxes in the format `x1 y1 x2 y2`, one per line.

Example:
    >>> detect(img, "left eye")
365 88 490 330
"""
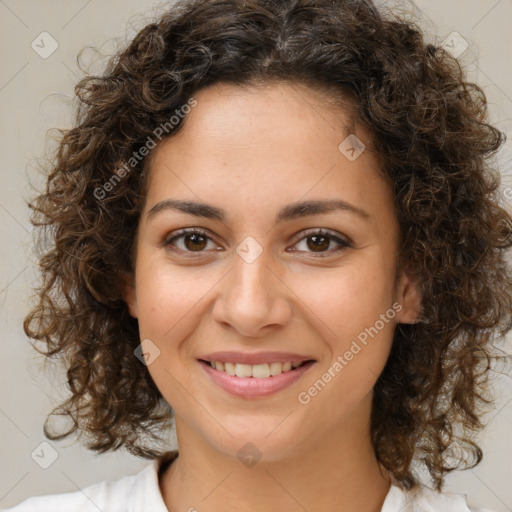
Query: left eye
290 229 351 256
163 228 351 256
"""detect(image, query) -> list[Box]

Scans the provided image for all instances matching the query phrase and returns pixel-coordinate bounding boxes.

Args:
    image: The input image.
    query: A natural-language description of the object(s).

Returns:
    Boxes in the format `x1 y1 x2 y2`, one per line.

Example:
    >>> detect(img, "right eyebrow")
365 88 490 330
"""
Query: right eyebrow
147 199 225 221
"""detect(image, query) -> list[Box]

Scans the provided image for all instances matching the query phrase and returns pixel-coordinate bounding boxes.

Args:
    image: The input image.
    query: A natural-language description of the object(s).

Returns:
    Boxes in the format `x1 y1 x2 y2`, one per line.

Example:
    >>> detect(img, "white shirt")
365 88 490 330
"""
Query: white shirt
1 451 498 512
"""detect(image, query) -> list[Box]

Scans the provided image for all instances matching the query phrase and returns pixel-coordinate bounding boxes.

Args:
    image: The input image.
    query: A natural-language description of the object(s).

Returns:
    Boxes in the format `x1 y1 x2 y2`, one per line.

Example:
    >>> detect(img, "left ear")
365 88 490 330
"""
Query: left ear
394 269 422 324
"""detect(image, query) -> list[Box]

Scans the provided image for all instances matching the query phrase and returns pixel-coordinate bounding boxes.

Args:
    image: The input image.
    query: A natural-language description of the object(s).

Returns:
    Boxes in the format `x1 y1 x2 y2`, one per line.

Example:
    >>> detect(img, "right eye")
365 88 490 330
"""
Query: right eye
162 228 223 255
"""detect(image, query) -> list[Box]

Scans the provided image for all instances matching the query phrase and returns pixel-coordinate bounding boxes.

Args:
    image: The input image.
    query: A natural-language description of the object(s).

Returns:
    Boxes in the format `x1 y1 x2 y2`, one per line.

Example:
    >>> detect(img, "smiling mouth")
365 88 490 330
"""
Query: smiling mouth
198 359 314 378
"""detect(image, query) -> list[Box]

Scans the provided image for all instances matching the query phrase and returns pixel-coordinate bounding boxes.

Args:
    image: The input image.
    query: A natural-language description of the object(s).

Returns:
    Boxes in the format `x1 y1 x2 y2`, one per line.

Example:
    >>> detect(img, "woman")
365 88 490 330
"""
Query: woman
6 0 511 510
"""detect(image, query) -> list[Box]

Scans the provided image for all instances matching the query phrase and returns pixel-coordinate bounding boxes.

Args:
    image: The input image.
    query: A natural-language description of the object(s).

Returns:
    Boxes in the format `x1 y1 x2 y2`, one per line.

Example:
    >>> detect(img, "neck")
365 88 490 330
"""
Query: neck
159 401 391 512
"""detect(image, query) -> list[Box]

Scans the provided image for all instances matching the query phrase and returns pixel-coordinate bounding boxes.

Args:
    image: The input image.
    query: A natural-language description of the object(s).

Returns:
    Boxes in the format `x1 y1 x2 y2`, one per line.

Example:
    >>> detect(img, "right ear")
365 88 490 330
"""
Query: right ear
118 271 138 318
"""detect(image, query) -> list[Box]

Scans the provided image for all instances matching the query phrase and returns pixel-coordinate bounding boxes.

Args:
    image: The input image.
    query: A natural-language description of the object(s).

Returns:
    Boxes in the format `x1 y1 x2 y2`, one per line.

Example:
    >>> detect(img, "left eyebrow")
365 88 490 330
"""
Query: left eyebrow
276 199 370 223
146 198 371 224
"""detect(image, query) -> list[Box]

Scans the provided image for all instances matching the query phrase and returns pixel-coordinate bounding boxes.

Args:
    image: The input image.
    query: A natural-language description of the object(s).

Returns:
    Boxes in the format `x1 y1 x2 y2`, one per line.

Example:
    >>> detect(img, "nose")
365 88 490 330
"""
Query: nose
211 243 292 338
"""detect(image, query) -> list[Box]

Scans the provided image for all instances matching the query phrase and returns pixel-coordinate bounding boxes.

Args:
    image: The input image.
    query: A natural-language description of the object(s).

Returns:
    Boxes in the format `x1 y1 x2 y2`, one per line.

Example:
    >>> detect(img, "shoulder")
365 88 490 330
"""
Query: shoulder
1 451 178 512
1 467 152 512
382 481 500 512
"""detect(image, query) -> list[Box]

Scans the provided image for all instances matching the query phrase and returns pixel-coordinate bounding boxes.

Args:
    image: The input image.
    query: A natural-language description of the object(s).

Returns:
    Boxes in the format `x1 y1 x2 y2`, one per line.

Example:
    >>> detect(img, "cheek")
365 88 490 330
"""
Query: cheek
134 255 214 338
133 263 211 405
293 257 396 343
291 254 398 406
293 269 397 414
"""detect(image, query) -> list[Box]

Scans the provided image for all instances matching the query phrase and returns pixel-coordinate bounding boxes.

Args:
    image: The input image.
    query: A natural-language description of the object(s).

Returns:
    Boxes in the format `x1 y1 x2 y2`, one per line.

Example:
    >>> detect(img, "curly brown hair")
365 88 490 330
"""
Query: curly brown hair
24 0 512 492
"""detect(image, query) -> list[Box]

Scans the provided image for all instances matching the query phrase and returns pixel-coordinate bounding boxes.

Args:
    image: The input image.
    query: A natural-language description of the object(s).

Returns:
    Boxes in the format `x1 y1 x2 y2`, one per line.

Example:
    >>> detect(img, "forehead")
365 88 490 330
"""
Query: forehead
143 81 392 226
164 80 365 158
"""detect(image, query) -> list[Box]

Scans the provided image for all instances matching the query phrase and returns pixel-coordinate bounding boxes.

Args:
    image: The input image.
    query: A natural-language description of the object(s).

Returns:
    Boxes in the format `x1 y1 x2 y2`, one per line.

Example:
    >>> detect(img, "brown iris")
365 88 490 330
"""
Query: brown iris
183 233 208 251
306 234 330 252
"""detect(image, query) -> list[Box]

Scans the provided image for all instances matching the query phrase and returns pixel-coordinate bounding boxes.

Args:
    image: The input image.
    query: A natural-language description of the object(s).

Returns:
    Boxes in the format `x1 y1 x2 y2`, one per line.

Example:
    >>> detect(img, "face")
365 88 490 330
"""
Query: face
123 81 420 461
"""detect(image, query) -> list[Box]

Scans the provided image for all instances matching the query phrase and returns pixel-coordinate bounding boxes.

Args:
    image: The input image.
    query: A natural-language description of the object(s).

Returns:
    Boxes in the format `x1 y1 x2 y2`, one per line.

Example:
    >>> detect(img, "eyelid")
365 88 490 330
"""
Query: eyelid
289 227 352 248
162 227 352 256
162 227 220 252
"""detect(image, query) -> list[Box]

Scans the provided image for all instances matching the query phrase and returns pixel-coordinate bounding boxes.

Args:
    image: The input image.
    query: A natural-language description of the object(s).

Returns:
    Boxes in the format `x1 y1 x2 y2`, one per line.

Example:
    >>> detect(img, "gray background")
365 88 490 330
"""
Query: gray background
1 0 511 510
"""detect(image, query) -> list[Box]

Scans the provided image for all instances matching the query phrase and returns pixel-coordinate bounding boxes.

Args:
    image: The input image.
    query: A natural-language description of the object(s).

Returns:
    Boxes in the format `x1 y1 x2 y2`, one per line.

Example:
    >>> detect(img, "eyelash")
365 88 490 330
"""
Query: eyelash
162 228 352 258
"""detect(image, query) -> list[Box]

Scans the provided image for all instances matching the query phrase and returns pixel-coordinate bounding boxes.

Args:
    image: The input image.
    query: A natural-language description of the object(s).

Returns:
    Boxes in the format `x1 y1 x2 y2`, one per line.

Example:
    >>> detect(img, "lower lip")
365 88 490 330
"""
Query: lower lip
199 360 315 398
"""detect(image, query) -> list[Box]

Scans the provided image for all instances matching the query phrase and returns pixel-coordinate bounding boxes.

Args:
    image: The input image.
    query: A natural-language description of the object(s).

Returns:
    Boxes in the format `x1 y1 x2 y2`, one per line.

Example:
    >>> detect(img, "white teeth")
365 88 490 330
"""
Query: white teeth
252 363 270 379
235 363 252 377
208 360 306 377
269 362 282 376
224 362 236 376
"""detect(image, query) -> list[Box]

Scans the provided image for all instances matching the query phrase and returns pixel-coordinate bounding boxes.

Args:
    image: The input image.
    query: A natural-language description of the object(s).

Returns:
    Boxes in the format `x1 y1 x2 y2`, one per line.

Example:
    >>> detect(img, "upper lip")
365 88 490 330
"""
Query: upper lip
198 351 315 365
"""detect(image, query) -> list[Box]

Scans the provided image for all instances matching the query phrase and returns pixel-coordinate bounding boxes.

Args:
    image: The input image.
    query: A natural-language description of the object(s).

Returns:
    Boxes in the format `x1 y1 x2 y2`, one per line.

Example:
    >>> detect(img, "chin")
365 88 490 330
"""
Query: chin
195 417 311 464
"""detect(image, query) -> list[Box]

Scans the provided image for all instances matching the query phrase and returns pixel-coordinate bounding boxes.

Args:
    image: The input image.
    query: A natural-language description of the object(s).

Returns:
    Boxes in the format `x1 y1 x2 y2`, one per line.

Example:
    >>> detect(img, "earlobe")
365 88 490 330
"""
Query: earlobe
118 271 138 318
395 270 422 324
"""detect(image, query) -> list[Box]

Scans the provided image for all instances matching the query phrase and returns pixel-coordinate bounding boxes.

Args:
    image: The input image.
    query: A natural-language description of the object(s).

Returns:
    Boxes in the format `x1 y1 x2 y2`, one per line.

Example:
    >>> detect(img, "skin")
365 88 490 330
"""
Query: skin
122 81 422 512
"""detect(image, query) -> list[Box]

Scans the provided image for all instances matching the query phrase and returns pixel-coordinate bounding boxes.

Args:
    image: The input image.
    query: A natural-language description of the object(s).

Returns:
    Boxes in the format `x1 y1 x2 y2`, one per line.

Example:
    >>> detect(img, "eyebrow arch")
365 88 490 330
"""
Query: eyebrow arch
146 198 371 224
